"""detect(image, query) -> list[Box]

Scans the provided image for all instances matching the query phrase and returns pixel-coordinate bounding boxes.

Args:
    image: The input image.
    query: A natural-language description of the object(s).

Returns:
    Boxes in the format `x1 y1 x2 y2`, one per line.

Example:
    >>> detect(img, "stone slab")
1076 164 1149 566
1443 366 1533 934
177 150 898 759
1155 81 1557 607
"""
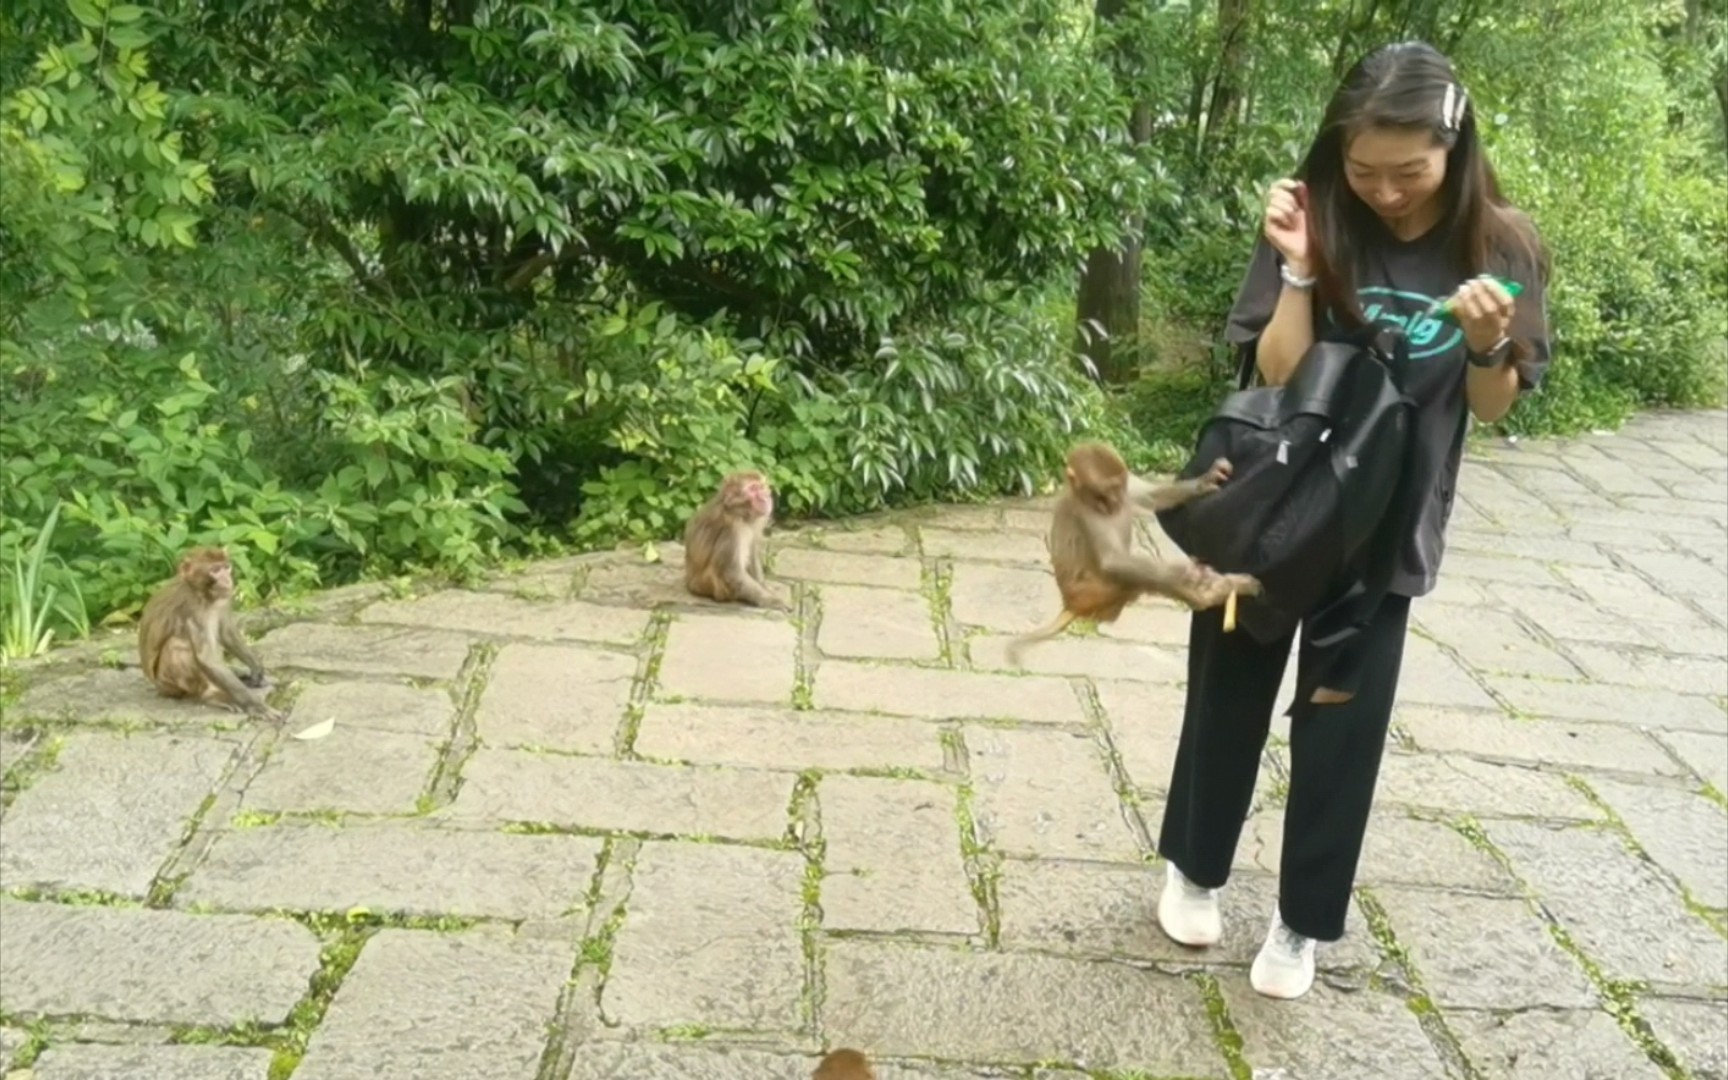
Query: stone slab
1485 820 1727 990
805 525 914 556
1102 601 1194 646
1486 583 1663 648
1586 775 1728 908
287 680 454 739
966 727 1141 863
917 506 1007 531
945 564 1056 633
358 589 649 646
565 1044 984 1080
0 899 320 1026
1488 676 1727 733
0 732 236 897
1556 566 1722 632
9 668 256 728
820 775 977 935
1398 634 1500 710
259 622 472 680
447 749 792 841
635 702 947 774
1375 752 1599 819
997 861 1379 973
0 1028 25 1072
475 643 637 754
1442 550 1567 585
770 548 922 590
1370 887 1598 1009
604 842 805 1032
181 820 601 920
1093 680 1187 793
970 634 1186 683
578 554 691 608
658 613 797 705
1564 643 1728 696
32 1044 276 1080
1396 707 1685 777
822 939 1227 1075
1448 1008 1667 1080
1354 813 1520 894
481 557 584 599
243 729 437 815
1653 729 1728 790
1220 981 1449 1080
1448 529 1616 568
1413 603 1584 679
1640 996 1728 1080
817 585 940 661
295 928 570 1080
919 528 1047 564
1616 550 1728 608
0 730 35 779
815 661 1085 724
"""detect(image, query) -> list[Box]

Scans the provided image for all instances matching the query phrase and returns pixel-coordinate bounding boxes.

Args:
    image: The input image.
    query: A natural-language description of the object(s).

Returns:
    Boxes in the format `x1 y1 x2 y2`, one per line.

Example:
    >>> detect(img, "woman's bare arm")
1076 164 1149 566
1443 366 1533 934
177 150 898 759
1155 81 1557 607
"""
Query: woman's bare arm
1254 265 1318 386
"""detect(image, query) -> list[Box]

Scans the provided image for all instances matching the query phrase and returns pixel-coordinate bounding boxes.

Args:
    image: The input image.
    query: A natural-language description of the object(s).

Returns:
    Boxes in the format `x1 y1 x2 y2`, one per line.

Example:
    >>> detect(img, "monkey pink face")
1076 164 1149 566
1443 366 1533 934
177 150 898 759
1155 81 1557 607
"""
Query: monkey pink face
724 473 774 520
180 549 235 598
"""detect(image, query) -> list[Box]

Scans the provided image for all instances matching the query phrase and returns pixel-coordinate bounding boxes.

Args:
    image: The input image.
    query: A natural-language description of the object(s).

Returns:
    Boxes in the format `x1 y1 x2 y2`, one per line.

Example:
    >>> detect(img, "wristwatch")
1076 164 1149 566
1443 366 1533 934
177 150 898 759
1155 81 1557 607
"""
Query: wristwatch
1466 336 1512 368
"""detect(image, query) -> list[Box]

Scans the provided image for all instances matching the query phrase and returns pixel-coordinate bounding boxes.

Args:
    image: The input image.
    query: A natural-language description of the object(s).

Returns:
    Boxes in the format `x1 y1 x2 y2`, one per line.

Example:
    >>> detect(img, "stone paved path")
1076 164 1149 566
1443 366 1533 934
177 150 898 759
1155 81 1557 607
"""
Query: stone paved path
2 409 1726 1080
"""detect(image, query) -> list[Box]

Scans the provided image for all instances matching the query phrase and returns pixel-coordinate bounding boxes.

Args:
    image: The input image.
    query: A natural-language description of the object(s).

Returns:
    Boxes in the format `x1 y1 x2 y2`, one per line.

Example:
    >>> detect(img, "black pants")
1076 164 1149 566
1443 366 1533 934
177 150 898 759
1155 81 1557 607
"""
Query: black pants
1155 593 1412 942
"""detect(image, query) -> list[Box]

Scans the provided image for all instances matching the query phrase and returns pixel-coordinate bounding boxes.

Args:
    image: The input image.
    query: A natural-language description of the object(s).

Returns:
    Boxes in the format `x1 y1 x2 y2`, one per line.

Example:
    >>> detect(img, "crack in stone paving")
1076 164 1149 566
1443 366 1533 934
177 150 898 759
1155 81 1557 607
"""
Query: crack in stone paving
0 412 1724 1078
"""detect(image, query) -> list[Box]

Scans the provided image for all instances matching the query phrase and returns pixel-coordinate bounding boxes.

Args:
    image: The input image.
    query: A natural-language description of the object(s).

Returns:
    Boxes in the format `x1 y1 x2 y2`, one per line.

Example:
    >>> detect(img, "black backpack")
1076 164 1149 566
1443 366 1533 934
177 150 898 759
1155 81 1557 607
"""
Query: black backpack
1155 326 1420 690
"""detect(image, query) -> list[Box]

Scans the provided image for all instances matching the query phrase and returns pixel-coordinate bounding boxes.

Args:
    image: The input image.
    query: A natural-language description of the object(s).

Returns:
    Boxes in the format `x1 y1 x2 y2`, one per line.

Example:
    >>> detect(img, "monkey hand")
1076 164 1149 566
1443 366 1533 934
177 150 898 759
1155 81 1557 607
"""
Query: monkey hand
1195 457 1233 494
245 700 286 724
240 668 268 689
1174 565 1261 610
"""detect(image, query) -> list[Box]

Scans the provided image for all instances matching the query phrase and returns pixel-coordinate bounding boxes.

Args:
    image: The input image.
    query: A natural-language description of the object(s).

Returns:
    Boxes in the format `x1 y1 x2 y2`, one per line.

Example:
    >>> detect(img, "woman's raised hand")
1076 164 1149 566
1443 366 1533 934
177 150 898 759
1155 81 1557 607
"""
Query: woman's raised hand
1264 178 1311 275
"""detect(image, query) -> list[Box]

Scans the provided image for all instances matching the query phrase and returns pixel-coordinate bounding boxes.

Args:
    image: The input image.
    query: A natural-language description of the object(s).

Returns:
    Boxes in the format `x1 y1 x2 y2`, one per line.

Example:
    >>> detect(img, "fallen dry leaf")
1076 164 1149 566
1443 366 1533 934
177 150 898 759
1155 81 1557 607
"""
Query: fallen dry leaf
292 717 336 741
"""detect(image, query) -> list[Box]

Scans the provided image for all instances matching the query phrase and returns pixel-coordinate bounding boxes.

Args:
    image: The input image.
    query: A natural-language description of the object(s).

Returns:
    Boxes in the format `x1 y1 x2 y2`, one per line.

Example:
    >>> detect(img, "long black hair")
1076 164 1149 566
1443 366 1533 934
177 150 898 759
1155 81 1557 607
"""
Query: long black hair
1297 41 1548 326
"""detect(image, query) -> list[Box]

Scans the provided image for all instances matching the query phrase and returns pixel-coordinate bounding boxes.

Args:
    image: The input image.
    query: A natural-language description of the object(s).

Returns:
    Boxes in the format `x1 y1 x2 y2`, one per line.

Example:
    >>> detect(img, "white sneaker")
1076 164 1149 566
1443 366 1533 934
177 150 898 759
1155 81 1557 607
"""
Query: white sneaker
1156 862 1222 947
1250 907 1317 999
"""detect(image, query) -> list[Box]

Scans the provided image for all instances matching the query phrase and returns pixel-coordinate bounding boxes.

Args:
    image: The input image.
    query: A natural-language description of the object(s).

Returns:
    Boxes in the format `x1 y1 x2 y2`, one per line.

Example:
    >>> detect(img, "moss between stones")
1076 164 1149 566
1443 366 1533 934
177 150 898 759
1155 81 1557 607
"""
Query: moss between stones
952 781 1001 946
1353 886 1482 1080
798 788 828 1032
3 885 138 908
792 593 818 711
501 819 795 852
0 1017 51 1068
263 918 370 1080
0 732 63 807
1192 970 1251 1080
1696 780 1727 813
1564 775 1728 941
622 612 674 748
921 561 957 668
1447 810 1691 1080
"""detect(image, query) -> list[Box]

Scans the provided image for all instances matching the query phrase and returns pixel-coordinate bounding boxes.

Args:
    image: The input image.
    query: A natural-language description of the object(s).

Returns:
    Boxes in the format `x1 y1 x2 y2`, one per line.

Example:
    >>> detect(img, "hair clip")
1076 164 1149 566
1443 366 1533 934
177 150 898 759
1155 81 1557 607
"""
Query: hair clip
1440 84 1469 130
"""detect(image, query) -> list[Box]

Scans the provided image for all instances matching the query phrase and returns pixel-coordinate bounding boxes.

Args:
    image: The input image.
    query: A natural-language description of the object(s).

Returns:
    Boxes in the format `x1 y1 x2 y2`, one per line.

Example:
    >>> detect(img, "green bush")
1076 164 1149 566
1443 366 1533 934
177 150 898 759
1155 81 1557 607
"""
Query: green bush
2 0 1722 649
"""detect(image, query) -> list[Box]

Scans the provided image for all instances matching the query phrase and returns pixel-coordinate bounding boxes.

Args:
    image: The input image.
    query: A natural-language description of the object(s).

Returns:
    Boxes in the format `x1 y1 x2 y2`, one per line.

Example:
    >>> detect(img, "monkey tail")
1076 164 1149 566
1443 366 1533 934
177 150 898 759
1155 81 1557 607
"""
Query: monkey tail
1005 609 1078 666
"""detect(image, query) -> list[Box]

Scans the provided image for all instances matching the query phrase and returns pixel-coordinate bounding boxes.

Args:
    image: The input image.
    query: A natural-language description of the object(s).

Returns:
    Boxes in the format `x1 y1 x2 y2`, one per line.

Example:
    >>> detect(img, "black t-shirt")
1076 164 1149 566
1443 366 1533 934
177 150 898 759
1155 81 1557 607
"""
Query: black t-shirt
1223 213 1552 597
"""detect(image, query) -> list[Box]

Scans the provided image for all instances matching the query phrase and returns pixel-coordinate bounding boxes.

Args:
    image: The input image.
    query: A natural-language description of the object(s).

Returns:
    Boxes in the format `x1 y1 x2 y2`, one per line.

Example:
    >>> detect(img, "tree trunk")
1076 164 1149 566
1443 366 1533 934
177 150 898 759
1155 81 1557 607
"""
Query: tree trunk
1201 0 1251 160
1075 97 1152 384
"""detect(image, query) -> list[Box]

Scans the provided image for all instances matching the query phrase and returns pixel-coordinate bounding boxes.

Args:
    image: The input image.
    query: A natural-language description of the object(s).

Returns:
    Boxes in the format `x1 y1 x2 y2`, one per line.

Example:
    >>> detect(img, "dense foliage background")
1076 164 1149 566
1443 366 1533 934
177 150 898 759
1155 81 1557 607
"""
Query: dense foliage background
2 0 1724 648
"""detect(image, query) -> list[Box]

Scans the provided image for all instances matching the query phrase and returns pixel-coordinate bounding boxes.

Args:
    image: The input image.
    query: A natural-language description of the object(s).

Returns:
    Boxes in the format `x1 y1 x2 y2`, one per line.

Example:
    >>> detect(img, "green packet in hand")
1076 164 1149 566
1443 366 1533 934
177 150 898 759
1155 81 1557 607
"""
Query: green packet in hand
1420 275 1523 322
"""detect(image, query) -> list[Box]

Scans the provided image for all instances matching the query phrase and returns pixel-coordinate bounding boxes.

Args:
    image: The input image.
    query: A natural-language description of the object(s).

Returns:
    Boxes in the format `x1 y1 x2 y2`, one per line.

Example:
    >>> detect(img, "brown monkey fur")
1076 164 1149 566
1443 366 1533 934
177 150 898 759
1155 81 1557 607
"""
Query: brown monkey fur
1006 442 1261 664
682 470 790 610
812 1048 875 1080
138 546 284 721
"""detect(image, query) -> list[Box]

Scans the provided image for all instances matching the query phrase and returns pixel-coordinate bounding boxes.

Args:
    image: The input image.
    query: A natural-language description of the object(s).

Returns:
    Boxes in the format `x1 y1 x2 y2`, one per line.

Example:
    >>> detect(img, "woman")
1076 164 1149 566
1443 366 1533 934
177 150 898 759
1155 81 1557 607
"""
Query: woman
1153 41 1552 1001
